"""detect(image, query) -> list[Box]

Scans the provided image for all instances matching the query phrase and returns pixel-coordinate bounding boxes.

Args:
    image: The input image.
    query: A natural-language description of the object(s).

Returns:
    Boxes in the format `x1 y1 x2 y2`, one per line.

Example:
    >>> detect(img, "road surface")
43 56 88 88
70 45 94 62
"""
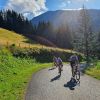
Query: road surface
25 65 100 100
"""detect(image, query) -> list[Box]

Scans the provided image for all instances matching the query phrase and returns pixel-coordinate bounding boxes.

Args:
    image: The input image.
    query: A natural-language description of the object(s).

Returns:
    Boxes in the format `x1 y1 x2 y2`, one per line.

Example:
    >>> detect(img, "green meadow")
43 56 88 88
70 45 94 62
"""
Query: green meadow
85 62 100 80
0 49 51 100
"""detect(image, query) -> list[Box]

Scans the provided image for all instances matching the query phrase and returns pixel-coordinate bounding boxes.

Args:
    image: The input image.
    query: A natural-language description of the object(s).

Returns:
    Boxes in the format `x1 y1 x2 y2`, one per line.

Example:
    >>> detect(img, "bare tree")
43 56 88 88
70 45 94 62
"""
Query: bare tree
75 5 94 64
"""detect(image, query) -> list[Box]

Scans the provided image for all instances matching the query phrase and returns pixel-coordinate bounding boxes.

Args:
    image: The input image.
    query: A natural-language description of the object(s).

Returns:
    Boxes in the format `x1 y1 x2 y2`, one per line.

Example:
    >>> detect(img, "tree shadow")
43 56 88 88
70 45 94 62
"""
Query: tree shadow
50 75 61 82
64 78 80 90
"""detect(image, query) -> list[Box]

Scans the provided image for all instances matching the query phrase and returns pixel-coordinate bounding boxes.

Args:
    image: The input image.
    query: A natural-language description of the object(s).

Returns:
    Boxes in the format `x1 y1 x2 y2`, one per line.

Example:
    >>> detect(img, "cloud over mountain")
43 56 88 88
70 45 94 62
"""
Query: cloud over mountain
5 0 47 19
59 0 90 9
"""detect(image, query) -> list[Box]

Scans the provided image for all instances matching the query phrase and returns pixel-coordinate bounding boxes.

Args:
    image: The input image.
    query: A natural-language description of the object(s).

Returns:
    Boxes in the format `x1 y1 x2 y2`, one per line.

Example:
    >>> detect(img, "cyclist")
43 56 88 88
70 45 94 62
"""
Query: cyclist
69 53 79 78
57 57 63 75
53 56 58 67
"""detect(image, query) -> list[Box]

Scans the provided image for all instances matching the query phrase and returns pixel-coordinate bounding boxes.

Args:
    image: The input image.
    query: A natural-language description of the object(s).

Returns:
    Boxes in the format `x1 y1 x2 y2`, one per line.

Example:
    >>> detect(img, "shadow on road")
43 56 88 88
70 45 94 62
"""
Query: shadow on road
48 67 56 71
50 75 61 82
64 78 80 90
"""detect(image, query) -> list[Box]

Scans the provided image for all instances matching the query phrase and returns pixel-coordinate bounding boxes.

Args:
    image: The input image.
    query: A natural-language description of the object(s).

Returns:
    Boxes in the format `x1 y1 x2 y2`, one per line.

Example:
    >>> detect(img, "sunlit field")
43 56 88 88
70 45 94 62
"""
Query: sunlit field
0 28 42 48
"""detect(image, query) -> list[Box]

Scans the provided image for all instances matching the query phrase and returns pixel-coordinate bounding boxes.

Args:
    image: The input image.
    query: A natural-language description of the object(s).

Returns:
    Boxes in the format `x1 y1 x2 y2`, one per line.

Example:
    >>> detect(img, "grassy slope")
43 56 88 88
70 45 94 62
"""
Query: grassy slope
0 28 42 48
0 49 52 100
85 62 100 80
0 28 74 53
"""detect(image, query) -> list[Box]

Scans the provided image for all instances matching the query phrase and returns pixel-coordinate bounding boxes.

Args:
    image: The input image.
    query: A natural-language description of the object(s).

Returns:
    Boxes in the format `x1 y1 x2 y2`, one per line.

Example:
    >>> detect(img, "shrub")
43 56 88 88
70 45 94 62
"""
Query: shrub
8 46 83 63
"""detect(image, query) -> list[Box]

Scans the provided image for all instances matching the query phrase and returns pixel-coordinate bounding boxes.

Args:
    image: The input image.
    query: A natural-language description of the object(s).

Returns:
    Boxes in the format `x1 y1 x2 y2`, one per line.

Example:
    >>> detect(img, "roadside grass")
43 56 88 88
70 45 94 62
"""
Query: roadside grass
0 49 52 100
85 62 100 80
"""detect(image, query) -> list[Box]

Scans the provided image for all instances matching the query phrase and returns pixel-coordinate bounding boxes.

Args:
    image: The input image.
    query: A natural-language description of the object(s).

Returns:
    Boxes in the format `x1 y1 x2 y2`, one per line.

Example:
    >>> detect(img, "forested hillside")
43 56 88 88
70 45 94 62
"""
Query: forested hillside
31 9 100 49
0 10 73 49
1 9 100 50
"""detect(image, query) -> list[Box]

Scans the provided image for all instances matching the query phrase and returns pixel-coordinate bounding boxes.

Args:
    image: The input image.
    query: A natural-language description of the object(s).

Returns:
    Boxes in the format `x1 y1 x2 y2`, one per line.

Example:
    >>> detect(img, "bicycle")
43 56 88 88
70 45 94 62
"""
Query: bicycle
58 64 63 76
72 64 80 82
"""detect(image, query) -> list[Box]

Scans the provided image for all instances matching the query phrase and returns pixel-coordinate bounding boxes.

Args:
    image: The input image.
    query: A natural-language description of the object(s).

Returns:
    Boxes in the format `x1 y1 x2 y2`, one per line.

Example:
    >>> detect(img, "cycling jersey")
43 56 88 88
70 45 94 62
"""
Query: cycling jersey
57 57 62 63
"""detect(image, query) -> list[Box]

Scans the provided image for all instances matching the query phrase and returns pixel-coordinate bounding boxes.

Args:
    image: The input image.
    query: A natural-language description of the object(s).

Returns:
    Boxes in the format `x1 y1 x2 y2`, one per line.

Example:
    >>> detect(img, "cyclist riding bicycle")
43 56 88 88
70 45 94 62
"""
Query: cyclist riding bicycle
57 57 63 75
53 56 58 67
69 53 79 78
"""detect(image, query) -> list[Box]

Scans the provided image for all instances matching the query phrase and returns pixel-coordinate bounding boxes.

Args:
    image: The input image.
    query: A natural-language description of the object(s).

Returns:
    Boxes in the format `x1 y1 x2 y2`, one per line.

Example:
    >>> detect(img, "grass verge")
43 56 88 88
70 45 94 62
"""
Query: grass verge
85 62 100 80
0 49 52 100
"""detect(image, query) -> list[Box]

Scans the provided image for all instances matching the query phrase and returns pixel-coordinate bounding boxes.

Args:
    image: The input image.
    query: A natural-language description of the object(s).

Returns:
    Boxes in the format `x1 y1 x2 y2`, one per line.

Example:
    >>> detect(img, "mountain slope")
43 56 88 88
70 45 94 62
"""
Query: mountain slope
0 28 73 53
0 28 57 48
0 28 41 48
31 9 100 32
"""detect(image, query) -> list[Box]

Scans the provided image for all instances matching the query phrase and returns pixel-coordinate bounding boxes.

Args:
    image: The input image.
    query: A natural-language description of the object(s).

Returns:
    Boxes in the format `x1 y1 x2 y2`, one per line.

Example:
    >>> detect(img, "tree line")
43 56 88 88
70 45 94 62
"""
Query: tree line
34 21 73 49
0 10 34 35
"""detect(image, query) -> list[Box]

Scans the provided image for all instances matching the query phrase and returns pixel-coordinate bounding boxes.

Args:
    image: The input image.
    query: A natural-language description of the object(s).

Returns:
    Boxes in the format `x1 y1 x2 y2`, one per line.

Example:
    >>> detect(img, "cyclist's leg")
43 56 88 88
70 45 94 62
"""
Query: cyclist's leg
61 63 63 70
76 65 80 80
59 65 61 75
53 62 56 68
61 64 63 71
70 62 74 77
58 64 60 73
56 62 58 67
54 62 57 68
72 67 75 77
53 62 55 67
60 63 63 71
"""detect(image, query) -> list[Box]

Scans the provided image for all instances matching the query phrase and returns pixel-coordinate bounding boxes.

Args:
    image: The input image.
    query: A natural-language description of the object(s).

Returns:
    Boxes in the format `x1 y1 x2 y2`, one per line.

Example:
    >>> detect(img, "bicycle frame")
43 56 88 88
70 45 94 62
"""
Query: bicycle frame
73 64 80 81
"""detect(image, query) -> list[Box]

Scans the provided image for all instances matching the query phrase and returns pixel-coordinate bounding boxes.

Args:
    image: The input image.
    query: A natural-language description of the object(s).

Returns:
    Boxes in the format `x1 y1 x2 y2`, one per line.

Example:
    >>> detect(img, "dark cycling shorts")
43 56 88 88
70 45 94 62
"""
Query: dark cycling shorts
70 61 76 68
58 62 63 66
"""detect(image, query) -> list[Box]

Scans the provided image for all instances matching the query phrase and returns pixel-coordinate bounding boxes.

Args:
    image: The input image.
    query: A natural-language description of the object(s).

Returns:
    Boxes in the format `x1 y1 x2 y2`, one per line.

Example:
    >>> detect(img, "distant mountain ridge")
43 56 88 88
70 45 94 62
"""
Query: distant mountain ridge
31 9 100 32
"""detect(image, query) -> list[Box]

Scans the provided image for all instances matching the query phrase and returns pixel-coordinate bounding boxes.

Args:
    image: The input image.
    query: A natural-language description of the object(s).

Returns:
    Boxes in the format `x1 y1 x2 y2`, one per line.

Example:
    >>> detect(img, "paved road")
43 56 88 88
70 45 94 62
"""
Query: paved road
25 65 100 100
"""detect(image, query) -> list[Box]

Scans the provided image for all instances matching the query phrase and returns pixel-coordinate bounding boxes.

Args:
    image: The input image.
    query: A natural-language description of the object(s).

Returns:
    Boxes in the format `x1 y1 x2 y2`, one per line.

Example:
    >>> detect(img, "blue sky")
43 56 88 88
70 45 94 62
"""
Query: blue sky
0 0 100 18
46 0 100 10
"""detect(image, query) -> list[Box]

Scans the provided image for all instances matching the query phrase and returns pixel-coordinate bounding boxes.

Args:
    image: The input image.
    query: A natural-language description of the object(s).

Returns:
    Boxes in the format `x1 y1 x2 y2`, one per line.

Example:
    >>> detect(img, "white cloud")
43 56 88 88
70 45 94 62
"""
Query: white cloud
61 0 90 3
59 0 90 9
59 0 72 8
59 2 67 8
63 8 82 10
69 0 89 2
67 1 71 4
5 0 48 19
